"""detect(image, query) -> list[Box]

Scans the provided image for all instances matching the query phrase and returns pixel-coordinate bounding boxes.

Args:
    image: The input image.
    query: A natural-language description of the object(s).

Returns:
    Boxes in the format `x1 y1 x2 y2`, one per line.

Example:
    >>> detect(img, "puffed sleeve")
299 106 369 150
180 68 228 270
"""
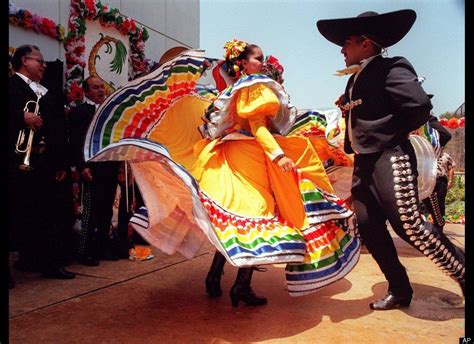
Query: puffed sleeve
236 83 280 119
236 83 284 160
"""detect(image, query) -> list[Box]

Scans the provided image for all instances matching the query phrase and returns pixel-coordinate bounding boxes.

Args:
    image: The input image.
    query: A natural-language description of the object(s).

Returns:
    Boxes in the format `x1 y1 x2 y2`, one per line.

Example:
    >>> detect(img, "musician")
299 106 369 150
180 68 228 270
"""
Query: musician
69 76 121 265
317 10 464 310
8 45 75 279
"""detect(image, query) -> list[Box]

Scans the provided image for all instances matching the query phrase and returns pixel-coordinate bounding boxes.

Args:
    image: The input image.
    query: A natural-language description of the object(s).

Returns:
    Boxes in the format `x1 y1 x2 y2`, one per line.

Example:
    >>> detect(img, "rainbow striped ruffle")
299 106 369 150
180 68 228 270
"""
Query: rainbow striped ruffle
200 192 307 267
289 109 353 168
84 50 207 161
286 178 360 296
288 110 327 138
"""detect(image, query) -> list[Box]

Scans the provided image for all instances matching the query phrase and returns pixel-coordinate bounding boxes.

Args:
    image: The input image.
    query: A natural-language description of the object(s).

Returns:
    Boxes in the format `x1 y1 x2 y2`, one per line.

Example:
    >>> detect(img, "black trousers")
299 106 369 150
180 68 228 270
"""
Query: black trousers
9 165 74 271
351 140 464 296
78 162 119 258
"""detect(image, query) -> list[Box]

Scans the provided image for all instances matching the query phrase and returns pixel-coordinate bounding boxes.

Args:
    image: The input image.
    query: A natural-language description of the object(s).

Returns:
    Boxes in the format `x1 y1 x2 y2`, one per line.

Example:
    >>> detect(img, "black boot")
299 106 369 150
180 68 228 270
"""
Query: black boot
230 267 267 307
205 251 226 297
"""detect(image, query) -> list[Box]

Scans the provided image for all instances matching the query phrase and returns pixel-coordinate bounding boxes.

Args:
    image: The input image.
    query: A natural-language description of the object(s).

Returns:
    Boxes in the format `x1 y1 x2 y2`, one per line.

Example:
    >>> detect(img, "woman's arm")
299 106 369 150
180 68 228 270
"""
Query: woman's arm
248 116 295 172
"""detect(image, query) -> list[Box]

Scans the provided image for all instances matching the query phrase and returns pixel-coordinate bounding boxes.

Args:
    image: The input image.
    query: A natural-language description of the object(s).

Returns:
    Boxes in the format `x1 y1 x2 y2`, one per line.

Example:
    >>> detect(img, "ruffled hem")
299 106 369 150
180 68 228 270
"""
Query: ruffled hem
286 178 360 296
200 191 307 266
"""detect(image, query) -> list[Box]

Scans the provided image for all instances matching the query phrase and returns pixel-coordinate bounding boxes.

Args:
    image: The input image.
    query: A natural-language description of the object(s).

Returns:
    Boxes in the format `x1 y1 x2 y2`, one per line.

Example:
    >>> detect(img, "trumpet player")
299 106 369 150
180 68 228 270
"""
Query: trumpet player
8 45 75 280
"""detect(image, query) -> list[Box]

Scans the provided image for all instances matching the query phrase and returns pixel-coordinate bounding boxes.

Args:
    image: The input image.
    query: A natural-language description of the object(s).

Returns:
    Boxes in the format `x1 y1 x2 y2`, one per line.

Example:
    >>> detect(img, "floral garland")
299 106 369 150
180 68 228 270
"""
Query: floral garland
9 3 66 42
65 0 149 109
438 117 465 129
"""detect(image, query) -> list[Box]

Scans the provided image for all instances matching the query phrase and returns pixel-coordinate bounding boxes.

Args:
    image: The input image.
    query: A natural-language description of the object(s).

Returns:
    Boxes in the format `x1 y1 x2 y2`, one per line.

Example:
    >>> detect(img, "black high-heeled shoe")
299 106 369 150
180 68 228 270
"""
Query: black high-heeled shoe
230 285 267 307
205 252 226 298
230 267 267 307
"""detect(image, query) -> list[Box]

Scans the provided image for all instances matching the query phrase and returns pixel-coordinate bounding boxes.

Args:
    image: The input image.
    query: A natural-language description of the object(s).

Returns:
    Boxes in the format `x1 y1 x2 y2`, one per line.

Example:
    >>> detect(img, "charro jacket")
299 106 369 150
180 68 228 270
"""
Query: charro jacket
343 55 432 155
8 74 66 173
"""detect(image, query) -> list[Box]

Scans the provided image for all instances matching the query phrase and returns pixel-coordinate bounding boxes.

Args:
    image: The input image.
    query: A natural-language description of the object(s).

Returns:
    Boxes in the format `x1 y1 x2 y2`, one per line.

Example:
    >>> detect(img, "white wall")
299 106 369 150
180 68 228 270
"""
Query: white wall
9 0 200 64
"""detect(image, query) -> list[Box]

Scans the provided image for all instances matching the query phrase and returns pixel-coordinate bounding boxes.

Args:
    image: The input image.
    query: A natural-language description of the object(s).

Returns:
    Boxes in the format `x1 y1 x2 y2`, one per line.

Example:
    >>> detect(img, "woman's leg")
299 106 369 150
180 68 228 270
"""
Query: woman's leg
230 267 267 307
205 251 226 297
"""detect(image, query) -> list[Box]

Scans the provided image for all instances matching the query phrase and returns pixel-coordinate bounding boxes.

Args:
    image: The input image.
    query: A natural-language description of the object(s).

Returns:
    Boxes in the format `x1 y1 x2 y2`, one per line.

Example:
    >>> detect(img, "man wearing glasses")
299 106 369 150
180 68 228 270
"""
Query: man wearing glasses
9 45 75 282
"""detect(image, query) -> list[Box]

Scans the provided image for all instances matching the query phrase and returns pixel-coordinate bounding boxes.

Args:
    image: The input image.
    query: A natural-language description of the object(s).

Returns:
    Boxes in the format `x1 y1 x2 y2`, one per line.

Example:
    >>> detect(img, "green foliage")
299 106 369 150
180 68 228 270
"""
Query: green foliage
445 175 464 220
446 201 464 220
446 176 465 202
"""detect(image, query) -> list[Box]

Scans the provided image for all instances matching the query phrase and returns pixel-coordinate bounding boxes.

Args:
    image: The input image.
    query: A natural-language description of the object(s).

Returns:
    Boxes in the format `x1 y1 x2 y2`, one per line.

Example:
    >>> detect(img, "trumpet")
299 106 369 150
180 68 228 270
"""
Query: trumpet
15 93 41 171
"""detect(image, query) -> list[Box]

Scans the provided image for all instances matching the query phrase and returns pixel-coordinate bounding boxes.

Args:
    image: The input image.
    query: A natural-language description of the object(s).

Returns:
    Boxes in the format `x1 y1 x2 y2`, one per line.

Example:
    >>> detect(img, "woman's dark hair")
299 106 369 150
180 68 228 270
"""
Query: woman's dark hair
11 45 40 71
225 44 260 78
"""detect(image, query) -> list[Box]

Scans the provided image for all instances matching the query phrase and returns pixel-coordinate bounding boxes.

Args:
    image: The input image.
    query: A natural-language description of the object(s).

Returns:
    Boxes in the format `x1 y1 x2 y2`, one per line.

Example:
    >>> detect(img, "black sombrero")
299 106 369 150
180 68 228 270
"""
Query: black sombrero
316 9 416 48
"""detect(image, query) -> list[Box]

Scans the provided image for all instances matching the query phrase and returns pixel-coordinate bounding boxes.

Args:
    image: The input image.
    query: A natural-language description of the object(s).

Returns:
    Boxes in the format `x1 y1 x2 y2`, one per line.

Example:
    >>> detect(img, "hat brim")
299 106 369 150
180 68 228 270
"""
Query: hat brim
316 9 416 47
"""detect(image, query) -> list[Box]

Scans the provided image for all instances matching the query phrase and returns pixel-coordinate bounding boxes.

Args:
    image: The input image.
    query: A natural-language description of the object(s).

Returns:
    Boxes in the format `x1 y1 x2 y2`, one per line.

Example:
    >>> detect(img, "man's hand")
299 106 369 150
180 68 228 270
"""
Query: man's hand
24 112 43 130
55 170 67 182
81 167 93 182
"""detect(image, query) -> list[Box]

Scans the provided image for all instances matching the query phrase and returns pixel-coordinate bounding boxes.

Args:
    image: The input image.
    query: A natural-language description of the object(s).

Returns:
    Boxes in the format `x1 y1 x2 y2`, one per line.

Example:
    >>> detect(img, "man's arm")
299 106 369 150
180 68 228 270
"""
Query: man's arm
447 154 456 189
447 166 455 189
428 116 452 147
385 57 433 133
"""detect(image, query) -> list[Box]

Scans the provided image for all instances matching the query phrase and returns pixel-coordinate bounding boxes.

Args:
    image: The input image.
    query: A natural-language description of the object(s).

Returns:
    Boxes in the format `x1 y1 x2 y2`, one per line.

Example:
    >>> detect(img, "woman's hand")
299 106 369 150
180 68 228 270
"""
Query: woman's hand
276 156 296 173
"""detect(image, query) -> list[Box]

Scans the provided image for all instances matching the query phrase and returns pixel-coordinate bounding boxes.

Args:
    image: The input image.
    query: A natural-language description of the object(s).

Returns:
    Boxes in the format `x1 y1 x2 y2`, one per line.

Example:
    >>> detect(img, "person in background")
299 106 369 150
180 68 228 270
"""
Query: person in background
427 148 456 233
317 9 464 310
414 113 453 234
69 76 121 266
9 45 75 280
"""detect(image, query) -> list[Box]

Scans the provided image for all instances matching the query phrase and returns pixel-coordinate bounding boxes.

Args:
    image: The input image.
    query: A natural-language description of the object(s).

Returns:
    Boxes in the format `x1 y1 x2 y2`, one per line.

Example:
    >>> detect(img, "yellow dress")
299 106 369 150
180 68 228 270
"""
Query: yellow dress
87 65 360 296
191 75 360 296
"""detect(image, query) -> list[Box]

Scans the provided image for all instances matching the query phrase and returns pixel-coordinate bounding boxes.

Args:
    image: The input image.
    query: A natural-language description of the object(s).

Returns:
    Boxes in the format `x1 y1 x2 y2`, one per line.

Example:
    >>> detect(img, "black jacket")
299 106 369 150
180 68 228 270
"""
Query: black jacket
68 102 96 171
343 56 432 154
8 74 66 172
68 102 118 175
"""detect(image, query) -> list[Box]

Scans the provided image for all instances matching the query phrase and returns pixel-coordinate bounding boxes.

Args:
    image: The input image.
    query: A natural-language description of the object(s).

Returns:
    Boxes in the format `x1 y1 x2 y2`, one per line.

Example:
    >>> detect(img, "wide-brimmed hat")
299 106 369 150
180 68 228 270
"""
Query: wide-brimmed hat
316 9 416 48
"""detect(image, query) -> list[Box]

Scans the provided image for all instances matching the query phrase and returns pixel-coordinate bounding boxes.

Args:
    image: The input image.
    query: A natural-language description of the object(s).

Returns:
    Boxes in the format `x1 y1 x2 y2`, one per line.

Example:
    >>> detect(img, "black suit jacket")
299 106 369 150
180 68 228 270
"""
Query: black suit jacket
68 102 118 176
343 56 433 154
68 102 96 171
8 74 66 172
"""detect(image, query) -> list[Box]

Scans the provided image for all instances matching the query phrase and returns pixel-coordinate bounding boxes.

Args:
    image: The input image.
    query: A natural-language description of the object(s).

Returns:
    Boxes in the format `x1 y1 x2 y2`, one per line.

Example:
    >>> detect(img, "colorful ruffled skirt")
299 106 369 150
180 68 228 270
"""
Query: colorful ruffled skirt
84 49 360 296
190 134 360 295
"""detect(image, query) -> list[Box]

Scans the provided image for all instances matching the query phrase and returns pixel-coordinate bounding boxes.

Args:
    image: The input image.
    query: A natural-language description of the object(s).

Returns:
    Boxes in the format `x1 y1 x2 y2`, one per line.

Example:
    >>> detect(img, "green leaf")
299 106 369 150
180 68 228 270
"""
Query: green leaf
109 40 127 75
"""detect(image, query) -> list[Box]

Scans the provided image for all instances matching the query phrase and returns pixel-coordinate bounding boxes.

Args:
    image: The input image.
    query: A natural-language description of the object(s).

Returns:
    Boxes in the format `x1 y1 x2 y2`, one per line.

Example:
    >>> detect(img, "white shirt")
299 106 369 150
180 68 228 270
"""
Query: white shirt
436 151 456 178
16 72 48 97
84 96 99 110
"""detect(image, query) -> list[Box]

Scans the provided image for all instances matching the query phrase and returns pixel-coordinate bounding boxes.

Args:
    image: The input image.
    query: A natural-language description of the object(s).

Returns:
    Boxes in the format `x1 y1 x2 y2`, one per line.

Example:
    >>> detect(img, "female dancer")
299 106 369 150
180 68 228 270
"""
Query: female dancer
85 42 359 307
195 39 359 307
